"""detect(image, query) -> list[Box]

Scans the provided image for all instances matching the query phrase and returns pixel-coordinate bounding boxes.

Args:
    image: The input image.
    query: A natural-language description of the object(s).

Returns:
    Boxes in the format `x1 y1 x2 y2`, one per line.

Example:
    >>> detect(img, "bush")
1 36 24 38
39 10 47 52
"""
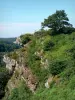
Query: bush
34 29 51 38
8 88 19 100
60 66 75 80
49 60 67 75
8 52 19 60
43 36 54 51
8 81 32 100
68 75 75 89
20 34 32 45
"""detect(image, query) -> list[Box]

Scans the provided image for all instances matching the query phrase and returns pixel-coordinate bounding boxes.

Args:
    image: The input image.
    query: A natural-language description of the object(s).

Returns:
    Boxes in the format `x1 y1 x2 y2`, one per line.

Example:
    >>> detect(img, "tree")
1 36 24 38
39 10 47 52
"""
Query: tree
41 10 73 34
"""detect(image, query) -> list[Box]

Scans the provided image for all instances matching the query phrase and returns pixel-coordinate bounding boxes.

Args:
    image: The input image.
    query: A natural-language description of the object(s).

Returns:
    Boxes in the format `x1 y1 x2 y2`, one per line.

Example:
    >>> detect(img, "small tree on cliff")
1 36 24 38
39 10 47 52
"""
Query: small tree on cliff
41 10 73 34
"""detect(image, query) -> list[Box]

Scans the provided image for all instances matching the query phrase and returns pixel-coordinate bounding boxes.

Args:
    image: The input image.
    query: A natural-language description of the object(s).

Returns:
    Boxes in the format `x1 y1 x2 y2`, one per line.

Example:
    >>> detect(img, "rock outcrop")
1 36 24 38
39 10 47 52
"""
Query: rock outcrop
45 76 53 88
45 75 60 88
3 55 37 93
13 37 22 45
3 55 16 73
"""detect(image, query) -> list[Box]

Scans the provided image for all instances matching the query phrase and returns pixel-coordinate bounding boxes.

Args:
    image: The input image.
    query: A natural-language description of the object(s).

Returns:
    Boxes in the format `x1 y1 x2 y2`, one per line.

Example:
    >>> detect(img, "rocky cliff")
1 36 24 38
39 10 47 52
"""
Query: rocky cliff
3 55 37 94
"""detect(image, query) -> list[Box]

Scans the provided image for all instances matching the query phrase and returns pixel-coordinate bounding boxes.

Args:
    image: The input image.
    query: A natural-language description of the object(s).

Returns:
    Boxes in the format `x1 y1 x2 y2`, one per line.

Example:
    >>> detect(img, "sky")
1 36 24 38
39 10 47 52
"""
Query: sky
0 0 75 38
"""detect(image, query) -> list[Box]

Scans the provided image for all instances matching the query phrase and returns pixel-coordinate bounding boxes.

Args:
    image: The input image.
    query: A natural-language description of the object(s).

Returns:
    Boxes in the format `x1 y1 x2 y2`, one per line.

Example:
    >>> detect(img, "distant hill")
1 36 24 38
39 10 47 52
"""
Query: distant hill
0 38 21 52
0 38 16 43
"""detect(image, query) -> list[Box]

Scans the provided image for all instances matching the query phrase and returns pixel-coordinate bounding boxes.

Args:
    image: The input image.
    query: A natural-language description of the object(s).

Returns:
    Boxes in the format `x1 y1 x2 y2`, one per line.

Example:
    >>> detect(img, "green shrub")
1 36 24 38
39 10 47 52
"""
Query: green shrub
4 31 75 100
34 29 51 38
43 36 54 51
8 81 32 100
68 75 75 89
60 66 75 80
20 34 32 45
49 60 67 75
8 88 19 100
12 52 18 60
8 52 19 60
26 39 49 84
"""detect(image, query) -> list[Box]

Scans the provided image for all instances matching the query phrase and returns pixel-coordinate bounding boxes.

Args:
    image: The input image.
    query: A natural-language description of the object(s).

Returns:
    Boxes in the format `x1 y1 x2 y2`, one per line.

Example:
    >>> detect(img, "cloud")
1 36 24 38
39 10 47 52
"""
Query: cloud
0 22 41 37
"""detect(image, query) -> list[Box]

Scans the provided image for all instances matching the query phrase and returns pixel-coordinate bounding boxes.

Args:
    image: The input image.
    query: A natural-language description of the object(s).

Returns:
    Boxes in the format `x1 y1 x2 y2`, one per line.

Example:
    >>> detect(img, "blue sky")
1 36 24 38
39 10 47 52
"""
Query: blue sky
0 0 75 37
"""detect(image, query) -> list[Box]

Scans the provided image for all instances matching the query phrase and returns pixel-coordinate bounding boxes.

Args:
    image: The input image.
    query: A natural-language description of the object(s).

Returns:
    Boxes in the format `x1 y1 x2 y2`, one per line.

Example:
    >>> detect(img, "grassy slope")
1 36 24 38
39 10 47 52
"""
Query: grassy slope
4 32 75 100
30 32 75 100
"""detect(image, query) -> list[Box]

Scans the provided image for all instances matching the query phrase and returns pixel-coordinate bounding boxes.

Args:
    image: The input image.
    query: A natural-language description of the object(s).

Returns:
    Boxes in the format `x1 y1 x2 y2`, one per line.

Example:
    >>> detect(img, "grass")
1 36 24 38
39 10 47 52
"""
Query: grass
3 32 75 100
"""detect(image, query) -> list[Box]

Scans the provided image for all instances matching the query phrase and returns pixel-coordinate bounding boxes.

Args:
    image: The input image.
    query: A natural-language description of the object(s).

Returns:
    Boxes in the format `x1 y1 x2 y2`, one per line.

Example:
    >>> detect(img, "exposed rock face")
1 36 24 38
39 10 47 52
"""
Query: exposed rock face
34 50 49 69
45 76 53 88
41 58 49 69
22 67 37 92
13 37 22 45
3 55 37 93
45 75 60 88
3 55 16 73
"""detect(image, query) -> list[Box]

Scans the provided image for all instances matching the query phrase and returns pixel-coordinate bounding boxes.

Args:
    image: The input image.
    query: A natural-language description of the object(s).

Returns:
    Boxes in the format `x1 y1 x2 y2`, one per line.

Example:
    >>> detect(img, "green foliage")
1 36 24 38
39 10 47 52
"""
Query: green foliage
26 39 49 84
20 34 32 45
0 39 20 52
26 32 75 87
68 75 75 89
1 27 75 100
8 88 19 100
7 81 32 100
0 52 5 67
60 66 75 81
42 10 74 34
0 68 10 99
7 51 19 61
0 38 21 99
43 36 54 51
34 29 51 38
30 82 75 100
49 60 67 75
60 27 75 34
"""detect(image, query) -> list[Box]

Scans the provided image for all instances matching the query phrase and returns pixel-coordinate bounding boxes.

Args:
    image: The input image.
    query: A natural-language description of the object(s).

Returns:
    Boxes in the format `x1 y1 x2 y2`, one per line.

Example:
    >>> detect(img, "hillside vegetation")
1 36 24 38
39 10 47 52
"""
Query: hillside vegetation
2 10 75 100
4 31 75 100
0 38 21 99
